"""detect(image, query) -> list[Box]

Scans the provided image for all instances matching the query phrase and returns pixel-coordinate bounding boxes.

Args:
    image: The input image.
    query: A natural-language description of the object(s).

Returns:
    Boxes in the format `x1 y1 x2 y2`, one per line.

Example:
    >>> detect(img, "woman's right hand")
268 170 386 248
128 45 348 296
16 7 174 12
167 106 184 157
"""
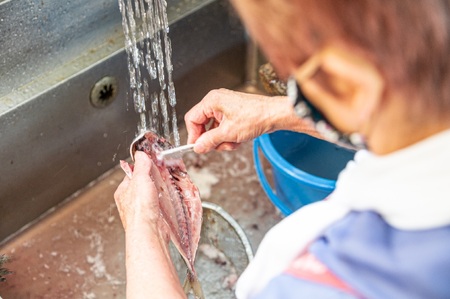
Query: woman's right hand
184 88 298 153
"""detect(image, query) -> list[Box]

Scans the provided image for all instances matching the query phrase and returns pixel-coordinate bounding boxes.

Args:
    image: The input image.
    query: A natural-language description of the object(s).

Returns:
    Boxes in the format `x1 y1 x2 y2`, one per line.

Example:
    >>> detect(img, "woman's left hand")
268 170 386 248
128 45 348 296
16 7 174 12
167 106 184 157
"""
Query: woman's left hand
114 151 161 231
114 151 186 299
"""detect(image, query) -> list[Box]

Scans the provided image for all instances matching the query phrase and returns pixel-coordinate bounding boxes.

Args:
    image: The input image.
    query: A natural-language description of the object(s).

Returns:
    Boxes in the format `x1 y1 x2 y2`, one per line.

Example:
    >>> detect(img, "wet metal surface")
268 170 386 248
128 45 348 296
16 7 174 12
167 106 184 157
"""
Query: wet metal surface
0 0 219 104
0 128 282 298
0 0 245 242
0 169 127 299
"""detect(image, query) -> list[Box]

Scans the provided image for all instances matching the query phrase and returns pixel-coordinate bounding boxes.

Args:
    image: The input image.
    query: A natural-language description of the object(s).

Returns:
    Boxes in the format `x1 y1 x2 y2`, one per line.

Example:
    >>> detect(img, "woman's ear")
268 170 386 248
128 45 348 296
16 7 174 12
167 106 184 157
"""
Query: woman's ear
296 45 384 134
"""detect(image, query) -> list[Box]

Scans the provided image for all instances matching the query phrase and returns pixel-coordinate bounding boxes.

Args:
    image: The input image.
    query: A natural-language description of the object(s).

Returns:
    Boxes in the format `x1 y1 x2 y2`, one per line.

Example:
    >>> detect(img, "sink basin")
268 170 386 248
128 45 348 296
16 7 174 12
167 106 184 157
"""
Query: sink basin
0 0 283 297
0 127 282 298
0 0 247 242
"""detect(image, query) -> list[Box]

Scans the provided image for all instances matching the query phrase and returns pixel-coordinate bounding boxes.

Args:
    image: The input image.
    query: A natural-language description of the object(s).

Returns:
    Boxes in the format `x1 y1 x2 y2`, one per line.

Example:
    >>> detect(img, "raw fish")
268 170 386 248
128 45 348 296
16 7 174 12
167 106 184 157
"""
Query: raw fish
123 131 204 298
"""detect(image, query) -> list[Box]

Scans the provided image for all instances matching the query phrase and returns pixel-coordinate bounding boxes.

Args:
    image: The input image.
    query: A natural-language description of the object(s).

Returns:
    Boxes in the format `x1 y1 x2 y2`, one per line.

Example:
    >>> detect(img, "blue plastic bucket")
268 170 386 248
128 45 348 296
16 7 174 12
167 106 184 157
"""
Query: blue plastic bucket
253 131 355 215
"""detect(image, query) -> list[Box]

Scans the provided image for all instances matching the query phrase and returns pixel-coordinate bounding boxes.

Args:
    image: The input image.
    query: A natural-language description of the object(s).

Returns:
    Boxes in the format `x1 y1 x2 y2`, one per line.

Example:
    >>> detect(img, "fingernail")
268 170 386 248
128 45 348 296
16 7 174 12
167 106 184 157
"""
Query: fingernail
195 143 206 153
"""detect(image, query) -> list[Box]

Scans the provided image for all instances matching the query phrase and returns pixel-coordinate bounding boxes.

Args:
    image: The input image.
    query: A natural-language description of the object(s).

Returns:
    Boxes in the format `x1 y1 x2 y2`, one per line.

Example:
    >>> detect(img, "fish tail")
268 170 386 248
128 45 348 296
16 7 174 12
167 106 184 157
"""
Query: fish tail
182 270 204 299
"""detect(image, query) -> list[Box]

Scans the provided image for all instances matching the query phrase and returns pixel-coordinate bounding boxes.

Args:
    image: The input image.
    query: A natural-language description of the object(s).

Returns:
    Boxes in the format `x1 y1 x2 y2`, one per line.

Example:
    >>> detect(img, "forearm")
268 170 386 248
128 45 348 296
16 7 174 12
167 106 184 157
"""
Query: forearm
125 222 186 299
184 89 321 153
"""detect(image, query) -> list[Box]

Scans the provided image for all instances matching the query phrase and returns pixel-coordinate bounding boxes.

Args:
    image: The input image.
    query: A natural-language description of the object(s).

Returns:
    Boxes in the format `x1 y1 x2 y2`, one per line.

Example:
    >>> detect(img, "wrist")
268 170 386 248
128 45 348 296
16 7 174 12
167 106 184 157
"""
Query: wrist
269 96 322 138
126 223 171 255
266 96 297 132
125 216 165 238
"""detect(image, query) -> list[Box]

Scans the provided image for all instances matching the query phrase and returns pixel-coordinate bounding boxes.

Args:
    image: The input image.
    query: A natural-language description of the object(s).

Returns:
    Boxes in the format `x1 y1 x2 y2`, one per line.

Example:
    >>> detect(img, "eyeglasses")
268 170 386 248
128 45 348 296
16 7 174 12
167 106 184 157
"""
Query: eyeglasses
287 51 365 150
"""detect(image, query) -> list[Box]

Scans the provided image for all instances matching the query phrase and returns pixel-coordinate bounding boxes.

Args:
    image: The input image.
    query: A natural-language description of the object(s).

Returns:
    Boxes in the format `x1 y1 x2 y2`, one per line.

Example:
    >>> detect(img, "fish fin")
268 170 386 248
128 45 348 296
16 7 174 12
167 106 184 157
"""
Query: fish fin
182 274 191 295
119 160 133 179
182 270 204 299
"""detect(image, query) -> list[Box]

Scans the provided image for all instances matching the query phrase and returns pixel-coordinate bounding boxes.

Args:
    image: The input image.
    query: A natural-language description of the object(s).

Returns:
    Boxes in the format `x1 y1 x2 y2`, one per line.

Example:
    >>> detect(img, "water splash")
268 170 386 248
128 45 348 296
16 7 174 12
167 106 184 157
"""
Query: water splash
172 106 180 146
160 90 170 139
168 81 176 107
119 0 180 145
150 91 160 133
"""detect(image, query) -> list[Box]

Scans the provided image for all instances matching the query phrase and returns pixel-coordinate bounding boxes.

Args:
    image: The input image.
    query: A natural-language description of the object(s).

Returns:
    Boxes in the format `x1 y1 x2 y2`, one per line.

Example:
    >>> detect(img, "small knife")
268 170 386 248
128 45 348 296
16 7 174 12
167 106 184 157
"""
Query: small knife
157 144 195 161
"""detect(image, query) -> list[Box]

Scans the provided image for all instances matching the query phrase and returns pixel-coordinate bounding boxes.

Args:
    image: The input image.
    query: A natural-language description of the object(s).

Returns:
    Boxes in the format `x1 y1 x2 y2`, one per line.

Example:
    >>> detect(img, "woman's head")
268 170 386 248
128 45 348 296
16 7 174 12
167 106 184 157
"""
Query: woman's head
231 0 450 153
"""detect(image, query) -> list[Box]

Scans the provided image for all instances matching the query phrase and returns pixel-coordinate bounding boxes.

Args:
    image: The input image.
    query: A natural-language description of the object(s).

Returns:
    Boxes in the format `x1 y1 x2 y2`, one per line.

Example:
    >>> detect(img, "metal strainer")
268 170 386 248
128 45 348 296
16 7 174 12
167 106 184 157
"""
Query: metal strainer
170 202 253 299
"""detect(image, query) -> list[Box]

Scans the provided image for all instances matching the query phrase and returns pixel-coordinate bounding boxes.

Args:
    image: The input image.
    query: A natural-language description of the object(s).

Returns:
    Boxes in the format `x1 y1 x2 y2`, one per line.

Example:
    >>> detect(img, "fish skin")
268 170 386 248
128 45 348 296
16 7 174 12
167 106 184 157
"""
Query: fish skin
126 131 204 297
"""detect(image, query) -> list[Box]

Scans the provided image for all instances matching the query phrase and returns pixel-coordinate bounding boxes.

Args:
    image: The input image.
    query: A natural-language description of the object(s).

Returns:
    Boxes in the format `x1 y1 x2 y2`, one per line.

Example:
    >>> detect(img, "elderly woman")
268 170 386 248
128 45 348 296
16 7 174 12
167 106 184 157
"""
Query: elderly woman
114 1 450 298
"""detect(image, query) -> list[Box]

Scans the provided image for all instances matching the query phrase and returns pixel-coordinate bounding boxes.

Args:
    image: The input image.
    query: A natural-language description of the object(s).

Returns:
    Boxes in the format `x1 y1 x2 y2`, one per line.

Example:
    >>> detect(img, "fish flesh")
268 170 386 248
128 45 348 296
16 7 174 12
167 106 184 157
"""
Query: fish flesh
123 131 204 298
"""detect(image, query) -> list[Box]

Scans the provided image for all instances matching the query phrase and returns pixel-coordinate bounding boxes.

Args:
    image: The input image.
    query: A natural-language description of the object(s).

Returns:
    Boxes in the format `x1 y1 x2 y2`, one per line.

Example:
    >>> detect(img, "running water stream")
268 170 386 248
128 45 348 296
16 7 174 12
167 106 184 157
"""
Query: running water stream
119 0 180 146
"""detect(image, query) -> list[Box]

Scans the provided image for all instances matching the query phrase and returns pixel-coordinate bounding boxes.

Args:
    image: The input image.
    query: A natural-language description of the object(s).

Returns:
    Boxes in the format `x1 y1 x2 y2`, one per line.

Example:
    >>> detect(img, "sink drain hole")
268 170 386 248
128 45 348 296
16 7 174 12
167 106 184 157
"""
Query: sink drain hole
90 76 118 108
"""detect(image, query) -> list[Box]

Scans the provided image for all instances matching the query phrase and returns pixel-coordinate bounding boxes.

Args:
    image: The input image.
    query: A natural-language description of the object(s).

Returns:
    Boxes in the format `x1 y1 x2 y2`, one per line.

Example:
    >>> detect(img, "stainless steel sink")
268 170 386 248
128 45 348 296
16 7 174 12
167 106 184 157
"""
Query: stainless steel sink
0 0 247 242
0 0 282 297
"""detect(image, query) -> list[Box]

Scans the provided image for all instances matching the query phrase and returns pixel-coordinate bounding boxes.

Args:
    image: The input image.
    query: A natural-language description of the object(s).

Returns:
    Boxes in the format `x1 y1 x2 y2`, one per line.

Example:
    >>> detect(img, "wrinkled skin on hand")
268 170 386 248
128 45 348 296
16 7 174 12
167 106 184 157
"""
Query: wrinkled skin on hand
185 88 318 153
114 151 167 232
115 136 204 299
114 151 188 299
184 88 296 153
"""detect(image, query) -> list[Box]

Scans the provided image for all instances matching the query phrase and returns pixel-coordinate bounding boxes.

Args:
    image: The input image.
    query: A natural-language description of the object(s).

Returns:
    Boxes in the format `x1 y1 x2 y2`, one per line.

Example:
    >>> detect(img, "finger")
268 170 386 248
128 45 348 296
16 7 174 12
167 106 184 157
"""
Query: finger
211 119 220 129
186 124 206 145
185 101 212 144
133 151 152 176
194 126 229 153
185 90 226 144
114 175 130 201
216 142 240 151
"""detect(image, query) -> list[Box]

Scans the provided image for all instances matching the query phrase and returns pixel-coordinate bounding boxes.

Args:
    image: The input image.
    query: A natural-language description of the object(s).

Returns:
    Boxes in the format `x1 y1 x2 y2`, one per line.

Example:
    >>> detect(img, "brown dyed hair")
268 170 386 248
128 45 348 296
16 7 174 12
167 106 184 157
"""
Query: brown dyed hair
239 0 450 119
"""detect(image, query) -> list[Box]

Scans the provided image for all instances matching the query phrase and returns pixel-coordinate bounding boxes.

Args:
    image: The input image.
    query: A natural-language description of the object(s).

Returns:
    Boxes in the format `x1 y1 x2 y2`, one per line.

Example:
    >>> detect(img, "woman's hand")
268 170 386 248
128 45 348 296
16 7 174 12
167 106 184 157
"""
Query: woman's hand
185 88 298 153
114 151 161 231
185 88 320 153
114 151 186 299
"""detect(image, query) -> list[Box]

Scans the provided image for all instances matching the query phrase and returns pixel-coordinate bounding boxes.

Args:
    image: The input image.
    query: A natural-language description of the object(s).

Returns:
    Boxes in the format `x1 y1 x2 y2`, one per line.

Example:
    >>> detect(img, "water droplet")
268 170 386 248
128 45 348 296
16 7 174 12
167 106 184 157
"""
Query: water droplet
168 82 176 107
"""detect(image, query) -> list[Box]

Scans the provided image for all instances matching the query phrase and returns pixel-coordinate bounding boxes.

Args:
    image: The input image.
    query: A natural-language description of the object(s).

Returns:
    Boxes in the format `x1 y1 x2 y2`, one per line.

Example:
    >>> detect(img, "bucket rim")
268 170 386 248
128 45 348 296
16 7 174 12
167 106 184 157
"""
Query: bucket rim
257 132 337 190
